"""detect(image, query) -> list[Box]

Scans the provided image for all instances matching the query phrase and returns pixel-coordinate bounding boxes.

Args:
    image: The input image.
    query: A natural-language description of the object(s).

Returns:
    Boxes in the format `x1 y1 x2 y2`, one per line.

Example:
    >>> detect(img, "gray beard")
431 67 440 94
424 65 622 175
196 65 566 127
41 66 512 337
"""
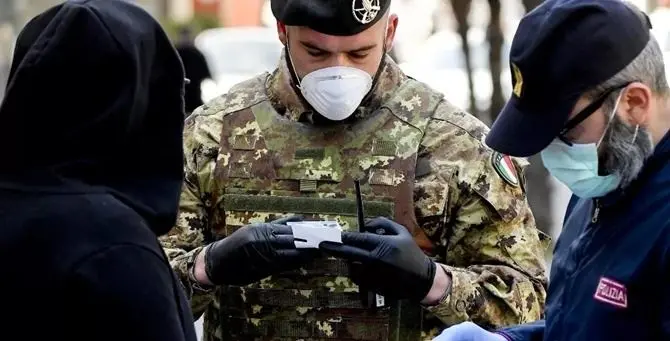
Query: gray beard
600 114 655 189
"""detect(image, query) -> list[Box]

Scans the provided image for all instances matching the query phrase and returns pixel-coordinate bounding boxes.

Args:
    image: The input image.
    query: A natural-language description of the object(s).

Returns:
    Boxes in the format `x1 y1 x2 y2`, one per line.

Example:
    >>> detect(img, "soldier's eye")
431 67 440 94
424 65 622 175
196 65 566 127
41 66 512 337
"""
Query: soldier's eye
349 52 368 59
307 49 327 57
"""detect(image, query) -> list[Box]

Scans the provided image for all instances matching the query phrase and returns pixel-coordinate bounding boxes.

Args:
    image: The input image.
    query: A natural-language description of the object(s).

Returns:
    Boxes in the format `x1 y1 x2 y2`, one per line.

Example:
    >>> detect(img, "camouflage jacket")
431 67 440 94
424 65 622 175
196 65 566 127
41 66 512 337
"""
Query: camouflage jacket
161 53 550 341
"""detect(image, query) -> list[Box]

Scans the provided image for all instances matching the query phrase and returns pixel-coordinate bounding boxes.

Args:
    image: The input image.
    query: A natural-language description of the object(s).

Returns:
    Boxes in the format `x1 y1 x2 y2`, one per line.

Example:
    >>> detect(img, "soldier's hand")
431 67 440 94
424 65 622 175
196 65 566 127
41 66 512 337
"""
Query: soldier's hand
319 217 436 302
204 216 317 286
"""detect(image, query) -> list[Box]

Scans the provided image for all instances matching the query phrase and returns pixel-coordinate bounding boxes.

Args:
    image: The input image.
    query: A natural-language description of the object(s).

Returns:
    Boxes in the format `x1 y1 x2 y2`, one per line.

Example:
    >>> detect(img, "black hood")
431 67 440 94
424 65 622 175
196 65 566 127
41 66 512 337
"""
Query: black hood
0 0 186 236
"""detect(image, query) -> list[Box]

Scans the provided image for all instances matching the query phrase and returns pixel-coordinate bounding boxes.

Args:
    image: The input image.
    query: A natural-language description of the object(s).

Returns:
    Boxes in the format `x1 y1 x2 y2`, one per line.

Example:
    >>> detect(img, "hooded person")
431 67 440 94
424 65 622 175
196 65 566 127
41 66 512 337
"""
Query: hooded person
0 1 197 340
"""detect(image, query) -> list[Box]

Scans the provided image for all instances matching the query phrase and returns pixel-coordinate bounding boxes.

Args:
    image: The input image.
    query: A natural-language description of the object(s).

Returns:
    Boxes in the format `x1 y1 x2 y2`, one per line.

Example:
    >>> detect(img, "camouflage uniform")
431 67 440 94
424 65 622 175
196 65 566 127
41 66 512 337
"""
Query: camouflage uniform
161 53 550 341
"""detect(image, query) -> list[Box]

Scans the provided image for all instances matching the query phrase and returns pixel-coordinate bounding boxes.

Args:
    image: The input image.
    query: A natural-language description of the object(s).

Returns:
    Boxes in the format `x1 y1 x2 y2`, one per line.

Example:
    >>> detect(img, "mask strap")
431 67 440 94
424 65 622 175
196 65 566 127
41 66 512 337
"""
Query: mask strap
360 19 390 105
284 32 303 89
632 125 639 143
382 20 389 54
597 89 625 147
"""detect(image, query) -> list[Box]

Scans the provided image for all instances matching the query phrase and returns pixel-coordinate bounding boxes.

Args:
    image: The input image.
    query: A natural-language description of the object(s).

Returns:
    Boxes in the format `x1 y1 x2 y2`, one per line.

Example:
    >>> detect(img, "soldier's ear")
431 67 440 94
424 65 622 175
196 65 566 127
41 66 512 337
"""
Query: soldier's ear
384 14 399 51
277 21 288 45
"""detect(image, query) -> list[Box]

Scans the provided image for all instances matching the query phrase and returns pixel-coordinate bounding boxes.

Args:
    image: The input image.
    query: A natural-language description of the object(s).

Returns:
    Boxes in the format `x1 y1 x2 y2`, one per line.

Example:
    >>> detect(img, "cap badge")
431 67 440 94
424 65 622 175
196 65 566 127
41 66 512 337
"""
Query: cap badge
352 0 381 24
511 63 523 98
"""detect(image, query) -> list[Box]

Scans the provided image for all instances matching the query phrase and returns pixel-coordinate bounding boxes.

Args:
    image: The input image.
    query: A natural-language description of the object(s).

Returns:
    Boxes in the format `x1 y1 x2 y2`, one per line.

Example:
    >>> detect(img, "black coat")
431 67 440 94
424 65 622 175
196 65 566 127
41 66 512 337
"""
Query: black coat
0 1 196 340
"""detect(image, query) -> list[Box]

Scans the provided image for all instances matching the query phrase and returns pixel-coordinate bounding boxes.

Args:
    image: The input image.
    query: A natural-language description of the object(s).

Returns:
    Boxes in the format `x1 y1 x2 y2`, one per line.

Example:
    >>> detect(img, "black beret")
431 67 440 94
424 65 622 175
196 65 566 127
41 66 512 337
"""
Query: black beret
271 0 391 36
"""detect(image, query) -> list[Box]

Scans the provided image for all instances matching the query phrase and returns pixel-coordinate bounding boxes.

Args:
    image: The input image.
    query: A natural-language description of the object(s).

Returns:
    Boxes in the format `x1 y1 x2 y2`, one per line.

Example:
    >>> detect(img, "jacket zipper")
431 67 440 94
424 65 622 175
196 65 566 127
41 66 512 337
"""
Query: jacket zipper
591 199 601 224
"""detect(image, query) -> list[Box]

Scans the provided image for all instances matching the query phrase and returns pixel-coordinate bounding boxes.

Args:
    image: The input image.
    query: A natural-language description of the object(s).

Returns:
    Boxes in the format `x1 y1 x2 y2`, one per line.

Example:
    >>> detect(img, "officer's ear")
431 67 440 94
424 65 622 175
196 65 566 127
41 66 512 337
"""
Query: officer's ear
617 82 653 128
277 21 288 45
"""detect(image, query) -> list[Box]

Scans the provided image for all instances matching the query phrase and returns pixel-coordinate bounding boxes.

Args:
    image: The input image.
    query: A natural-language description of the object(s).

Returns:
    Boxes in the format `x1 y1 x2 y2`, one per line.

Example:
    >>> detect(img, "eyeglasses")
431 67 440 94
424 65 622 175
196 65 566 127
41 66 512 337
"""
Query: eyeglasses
557 83 631 145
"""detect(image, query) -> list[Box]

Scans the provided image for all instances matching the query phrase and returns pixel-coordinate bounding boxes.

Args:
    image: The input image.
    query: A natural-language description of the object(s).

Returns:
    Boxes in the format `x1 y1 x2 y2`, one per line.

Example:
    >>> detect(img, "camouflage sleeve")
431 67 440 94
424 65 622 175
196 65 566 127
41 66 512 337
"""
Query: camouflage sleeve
159 107 223 319
415 104 550 330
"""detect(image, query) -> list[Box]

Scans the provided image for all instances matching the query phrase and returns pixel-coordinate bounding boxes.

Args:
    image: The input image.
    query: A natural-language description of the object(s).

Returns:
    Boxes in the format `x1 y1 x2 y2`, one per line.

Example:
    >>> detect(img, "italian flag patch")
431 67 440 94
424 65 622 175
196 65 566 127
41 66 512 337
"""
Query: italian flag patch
491 152 519 187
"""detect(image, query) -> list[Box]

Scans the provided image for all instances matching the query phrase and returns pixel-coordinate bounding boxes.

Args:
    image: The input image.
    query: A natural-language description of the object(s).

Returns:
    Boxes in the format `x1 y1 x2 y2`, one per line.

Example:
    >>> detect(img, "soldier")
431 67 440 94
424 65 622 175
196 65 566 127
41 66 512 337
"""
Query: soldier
161 0 549 340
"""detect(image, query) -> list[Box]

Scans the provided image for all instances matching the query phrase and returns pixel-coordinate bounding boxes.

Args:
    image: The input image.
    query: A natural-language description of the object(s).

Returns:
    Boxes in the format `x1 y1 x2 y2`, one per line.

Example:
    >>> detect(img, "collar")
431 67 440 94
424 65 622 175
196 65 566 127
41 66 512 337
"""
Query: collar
654 129 670 156
265 49 406 124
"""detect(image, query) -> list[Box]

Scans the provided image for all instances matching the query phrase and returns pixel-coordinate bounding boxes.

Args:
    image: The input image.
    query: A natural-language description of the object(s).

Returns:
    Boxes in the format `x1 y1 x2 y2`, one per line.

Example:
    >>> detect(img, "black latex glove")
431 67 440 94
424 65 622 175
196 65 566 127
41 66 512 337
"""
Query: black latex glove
320 217 436 302
204 216 316 286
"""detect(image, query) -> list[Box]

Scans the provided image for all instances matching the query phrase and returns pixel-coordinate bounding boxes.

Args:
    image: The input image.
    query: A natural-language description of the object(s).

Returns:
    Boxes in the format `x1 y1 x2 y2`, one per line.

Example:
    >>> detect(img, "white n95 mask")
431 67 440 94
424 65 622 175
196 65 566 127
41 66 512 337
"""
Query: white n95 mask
298 66 373 121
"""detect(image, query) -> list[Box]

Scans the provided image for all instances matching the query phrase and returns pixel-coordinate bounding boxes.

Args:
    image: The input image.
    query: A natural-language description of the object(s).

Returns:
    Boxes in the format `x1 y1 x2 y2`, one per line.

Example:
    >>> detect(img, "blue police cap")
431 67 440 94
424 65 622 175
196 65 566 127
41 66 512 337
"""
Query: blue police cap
271 0 391 36
485 0 652 157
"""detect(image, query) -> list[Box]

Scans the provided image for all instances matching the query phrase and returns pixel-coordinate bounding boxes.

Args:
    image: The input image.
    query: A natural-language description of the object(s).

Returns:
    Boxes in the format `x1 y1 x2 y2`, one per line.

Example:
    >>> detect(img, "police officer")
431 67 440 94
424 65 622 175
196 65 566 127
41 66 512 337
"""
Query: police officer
434 0 670 340
161 0 549 340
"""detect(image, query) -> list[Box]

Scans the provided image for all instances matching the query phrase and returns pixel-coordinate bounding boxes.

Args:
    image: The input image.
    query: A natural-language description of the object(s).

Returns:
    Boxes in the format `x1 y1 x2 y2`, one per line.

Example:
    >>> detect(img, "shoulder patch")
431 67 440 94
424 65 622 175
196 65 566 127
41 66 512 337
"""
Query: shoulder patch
491 152 519 187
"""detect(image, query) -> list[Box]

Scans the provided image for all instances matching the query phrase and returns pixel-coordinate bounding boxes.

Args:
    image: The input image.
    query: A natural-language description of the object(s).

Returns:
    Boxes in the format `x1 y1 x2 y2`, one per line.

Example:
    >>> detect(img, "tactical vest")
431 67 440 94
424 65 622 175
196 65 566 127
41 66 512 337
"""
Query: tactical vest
212 74 443 341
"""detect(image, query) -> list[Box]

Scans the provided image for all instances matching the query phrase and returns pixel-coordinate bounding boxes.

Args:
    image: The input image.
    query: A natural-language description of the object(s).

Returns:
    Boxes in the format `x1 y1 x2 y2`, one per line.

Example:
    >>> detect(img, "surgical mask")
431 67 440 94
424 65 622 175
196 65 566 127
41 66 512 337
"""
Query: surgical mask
297 66 373 121
541 140 621 198
540 91 625 198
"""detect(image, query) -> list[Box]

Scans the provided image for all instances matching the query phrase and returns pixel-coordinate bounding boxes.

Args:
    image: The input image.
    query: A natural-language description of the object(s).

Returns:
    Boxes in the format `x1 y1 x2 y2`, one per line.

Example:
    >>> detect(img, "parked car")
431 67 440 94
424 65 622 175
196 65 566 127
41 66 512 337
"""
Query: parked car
195 26 284 102
398 28 512 113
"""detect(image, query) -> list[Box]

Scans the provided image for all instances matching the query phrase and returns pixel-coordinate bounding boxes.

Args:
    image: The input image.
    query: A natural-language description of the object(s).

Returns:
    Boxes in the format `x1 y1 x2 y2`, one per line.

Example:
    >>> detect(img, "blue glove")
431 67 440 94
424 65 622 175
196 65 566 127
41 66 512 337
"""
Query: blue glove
433 322 509 341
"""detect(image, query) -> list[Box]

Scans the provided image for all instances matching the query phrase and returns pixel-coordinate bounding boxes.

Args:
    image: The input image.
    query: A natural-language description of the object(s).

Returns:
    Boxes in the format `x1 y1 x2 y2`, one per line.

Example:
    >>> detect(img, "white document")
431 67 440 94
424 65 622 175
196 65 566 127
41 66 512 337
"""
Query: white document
288 221 343 248
376 294 385 307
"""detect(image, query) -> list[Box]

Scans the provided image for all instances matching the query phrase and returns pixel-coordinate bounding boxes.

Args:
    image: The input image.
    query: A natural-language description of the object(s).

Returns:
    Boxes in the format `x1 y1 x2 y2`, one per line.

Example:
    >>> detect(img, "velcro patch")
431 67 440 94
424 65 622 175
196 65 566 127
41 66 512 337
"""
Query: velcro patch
491 152 519 187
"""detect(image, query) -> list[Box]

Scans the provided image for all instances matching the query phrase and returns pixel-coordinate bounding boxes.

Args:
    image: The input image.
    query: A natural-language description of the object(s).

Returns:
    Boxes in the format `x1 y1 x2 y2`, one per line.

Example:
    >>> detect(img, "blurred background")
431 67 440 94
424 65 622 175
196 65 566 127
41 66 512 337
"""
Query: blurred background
1 0 668 337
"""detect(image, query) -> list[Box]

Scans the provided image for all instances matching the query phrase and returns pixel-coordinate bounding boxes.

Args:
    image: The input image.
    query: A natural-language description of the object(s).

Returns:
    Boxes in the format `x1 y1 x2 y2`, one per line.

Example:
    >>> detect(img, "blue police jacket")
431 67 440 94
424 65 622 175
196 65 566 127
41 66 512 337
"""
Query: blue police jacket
497 132 670 341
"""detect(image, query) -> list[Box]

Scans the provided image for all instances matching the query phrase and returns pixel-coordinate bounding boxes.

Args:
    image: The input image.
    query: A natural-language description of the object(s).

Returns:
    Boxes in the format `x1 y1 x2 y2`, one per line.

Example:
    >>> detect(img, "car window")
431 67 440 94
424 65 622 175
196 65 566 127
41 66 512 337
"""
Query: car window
199 39 283 76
